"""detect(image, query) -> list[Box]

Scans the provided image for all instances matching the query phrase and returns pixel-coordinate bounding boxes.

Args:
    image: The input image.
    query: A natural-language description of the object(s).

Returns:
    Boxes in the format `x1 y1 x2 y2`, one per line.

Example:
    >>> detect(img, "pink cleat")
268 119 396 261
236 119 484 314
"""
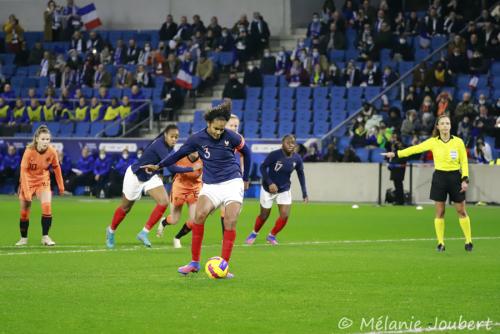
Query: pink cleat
245 232 258 245
266 234 278 245
178 261 200 275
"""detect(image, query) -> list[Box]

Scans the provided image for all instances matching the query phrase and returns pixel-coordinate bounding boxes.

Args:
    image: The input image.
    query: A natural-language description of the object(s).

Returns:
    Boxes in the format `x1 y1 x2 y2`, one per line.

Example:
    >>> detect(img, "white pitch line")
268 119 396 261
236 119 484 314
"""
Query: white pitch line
1 236 500 257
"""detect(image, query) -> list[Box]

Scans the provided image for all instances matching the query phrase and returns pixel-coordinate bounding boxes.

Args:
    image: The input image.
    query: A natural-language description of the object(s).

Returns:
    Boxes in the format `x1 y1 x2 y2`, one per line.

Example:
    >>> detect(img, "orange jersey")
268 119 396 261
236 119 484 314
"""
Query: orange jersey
172 156 202 190
20 145 64 193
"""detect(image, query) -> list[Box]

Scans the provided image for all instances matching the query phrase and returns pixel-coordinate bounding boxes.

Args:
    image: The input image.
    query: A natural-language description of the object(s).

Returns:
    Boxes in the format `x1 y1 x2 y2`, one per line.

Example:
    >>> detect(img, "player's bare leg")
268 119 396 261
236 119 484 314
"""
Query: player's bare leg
178 195 214 275
246 205 271 245
136 186 169 247
267 204 291 245
434 201 446 252
157 203 182 238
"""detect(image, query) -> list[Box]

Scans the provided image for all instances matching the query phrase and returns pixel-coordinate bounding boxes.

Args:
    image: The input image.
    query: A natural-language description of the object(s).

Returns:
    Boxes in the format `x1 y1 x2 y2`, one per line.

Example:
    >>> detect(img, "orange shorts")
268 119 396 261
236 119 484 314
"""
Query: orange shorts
19 183 51 201
170 185 201 207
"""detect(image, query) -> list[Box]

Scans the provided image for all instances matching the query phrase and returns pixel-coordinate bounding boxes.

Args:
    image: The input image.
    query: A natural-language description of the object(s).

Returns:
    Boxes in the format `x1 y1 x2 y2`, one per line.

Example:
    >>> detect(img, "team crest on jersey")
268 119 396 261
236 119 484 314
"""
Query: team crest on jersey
274 161 283 172
224 140 229 146
293 162 296 168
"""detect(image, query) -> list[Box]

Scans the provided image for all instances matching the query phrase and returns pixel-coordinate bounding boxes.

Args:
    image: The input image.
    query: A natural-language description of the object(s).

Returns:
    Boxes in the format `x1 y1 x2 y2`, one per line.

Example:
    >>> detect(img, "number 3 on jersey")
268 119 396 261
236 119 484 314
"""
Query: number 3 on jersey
203 146 211 159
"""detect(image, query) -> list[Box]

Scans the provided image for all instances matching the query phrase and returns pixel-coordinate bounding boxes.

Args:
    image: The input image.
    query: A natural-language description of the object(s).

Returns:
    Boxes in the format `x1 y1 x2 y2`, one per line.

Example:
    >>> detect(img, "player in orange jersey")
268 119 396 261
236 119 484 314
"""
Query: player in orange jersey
16 125 65 246
156 152 202 248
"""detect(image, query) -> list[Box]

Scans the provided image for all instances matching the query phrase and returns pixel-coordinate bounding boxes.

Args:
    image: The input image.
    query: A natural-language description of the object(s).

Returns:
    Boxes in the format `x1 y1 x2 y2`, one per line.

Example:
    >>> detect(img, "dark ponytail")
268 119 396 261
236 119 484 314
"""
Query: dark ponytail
204 100 232 123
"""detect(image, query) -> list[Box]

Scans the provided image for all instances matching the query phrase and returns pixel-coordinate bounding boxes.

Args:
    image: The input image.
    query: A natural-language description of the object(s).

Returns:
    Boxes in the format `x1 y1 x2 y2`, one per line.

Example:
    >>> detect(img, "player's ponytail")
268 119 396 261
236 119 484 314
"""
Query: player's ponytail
204 100 232 123
27 124 51 149
432 114 451 137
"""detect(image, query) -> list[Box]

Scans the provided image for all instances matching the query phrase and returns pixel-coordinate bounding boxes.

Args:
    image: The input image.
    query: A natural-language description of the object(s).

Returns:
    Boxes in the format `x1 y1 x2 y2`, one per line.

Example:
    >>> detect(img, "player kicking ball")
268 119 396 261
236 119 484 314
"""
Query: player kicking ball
245 134 308 245
382 115 473 252
16 125 65 246
142 101 251 278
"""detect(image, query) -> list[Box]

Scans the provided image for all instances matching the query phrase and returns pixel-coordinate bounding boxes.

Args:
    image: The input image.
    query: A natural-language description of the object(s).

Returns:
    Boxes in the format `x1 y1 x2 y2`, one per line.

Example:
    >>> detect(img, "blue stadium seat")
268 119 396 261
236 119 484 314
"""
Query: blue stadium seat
295 122 311 138
243 110 259 121
46 122 60 135
211 99 223 107
261 98 277 110
364 86 381 101
278 99 294 110
355 148 370 162
15 67 29 77
191 121 205 133
313 98 329 112
244 99 260 111
231 109 243 121
231 99 244 111
263 75 278 87
243 121 259 138
193 110 204 123
59 122 75 137
431 36 447 50
261 108 277 121
313 110 329 122
313 122 330 137
370 148 386 162
109 88 123 98
330 99 346 113
278 75 288 87
246 87 261 100
398 61 415 74
491 62 500 76
104 123 121 137
415 49 430 62
330 87 346 99
347 87 363 101
278 121 294 138
177 122 191 138
296 99 311 111
90 122 105 137
329 50 345 62
312 87 329 100
296 109 311 122
279 109 294 121
81 87 93 98
296 87 311 100
492 77 500 89
218 52 235 66
262 87 278 100
74 122 90 137
279 87 295 100
260 122 277 138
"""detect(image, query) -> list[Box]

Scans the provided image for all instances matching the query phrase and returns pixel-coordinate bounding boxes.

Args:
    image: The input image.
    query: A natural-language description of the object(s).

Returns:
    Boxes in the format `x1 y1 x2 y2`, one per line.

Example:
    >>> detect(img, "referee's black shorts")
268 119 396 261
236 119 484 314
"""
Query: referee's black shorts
430 170 465 203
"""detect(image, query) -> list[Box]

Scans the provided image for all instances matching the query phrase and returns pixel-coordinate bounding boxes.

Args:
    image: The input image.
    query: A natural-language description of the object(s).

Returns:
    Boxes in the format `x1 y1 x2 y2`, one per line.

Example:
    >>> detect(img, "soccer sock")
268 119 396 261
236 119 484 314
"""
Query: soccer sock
221 229 236 262
434 218 445 245
175 220 193 239
270 217 289 236
162 215 173 227
20 209 30 238
253 216 266 233
41 215 52 236
144 204 167 232
191 223 204 262
110 207 127 231
459 216 472 244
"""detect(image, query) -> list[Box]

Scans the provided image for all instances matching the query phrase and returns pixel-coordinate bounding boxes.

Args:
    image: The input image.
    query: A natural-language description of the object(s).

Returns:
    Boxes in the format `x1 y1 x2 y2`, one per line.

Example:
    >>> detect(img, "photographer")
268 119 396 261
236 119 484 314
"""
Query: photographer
473 137 492 164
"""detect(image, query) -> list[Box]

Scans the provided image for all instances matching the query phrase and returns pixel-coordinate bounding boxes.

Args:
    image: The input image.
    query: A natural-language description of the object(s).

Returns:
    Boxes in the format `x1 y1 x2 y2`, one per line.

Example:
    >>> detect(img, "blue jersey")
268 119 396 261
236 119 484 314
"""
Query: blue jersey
159 128 251 184
131 137 194 182
260 149 308 198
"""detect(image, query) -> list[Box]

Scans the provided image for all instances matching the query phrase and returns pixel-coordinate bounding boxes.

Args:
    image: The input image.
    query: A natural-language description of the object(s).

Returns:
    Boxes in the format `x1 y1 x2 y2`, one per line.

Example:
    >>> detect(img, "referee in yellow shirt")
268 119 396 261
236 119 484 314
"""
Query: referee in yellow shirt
383 115 473 252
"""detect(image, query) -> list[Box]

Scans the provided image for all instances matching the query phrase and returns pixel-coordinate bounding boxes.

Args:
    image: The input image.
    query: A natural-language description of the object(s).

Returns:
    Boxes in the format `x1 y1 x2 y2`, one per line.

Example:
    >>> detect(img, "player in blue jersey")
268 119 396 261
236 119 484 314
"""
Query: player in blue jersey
141 101 251 278
105 124 201 248
245 134 308 245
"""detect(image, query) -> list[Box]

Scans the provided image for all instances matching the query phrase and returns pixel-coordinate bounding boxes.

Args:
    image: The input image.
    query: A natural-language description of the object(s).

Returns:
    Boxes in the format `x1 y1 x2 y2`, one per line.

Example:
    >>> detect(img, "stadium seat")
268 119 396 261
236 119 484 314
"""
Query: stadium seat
330 87 346 99
261 108 277 121
370 148 386 162
104 123 121 137
313 122 330 137
296 109 311 122
90 122 105 137
355 148 370 162
279 109 294 121
262 87 278 100
279 87 295 100
313 98 329 112
263 75 278 87
244 99 261 111
296 87 311 100
231 99 244 111
295 122 311 138
313 110 329 122
260 122 277 138
243 110 259 121
312 87 329 100
59 122 75 137
243 121 259 138
246 87 261 100
261 98 277 110
74 122 90 137
278 121 294 138
329 50 345 62
177 122 191 138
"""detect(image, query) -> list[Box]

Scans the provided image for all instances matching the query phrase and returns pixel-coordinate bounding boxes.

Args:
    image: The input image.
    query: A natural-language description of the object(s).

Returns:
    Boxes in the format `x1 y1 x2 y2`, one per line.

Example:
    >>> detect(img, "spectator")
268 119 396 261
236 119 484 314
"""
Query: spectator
93 64 112 89
412 63 431 88
109 148 136 196
447 46 468 74
86 30 104 52
405 11 420 36
66 146 94 195
275 48 290 75
42 96 56 121
326 62 344 86
204 29 218 50
435 91 454 116
454 92 476 124
12 98 28 124
0 145 21 182
159 14 178 41
62 0 82 40
93 149 112 197
351 122 367 148
243 61 262 87
126 39 140 64
421 6 444 36
386 108 402 131
222 70 245 100
207 16 222 38
119 95 133 122
100 45 112 65
443 11 464 34
66 49 82 70
176 16 193 41
103 97 120 121
330 10 346 33
402 85 419 112
137 42 153 66
134 65 151 88
447 34 466 54
260 48 276 75
469 51 490 74
374 22 393 50
235 28 250 66
195 53 214 93
28 42 45 66
13 41 29 66
326 22 346 50
303 144 321 162
457 115 472 146
70 31 86 54
217 28 235 52
165 52 181 78
473 137 493 163
287 59 309 87
162 79 184 121
44 0 63 42
307 12 328 39
304 47 329 73
191 14 206 35
324 142 342 162
89 97 104 122
473 105 494 138
26 98 42 123
343 60 361 87
113 39 127 65
401 109 421 137
3 14 24 53
249 12 270 58
360 60 380 86
232 14 249 36
74 96 89 121
392 36 414 61
310 63 327 87
342 146 361 162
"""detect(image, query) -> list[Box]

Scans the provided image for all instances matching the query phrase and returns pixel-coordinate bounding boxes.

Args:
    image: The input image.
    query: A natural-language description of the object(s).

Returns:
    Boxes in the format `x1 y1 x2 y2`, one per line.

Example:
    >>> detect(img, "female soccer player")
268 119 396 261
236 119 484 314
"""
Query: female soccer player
16 124 65 246
142 101 251 278
156 152 203 248
245 134 308 245
105 124 200 248
382 114 473 252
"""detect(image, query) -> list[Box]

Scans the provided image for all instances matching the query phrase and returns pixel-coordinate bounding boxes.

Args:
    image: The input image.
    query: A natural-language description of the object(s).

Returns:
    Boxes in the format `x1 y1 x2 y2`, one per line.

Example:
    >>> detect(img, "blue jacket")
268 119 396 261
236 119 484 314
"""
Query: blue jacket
93 157 112 176
1 153 21 171
114 156 136 176
76 155 95 174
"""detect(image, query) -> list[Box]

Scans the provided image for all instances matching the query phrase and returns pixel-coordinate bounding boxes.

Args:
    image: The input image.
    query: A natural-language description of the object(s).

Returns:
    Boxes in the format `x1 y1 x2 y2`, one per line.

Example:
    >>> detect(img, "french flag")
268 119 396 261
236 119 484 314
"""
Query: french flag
77 3 102 30
175 69 193 89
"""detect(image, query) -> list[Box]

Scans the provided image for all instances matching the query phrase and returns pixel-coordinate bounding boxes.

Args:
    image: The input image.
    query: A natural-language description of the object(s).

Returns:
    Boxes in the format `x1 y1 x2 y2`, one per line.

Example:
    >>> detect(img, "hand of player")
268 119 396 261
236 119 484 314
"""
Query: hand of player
141 164 160 174
193 163 202 171
460 181 468 193
244 181 250 190
269 183 278 194
59 188 65 196
381 152 395 160
303 196 309 203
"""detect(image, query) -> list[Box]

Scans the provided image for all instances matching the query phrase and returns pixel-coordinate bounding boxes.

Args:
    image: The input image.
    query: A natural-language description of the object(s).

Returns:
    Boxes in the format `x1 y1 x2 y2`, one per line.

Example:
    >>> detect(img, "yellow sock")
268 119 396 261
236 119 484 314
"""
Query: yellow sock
459 216 472 244
434 218 445 245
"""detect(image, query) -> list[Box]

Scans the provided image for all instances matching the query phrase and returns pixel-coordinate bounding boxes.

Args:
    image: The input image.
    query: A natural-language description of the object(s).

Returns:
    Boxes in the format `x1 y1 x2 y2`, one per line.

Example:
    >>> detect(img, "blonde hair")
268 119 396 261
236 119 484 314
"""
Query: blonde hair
27 124 51 149
432 114 451 137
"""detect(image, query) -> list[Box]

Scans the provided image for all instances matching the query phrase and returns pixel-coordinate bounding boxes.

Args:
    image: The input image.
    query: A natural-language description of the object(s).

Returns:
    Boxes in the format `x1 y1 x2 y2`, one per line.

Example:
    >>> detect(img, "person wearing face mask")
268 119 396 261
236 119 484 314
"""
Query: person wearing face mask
249 11 270 59
326 22 346 51
243 61 262 87
305 47 329 74
392 36 414 61
275 48 290 75
138 42 153 66
92 149 112 198
109 149 137 197
447 46 468 74
66 146 95 195
260 49 276 75
454 92 476 125
307 12 327 38
216 28 235 52
222 70 245 99
287 59 309 87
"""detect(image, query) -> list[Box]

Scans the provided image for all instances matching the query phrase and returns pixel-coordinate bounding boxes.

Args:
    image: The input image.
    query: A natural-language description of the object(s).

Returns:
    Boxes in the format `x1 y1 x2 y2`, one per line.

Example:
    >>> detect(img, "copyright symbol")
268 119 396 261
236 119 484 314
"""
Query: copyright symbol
338 317 353 330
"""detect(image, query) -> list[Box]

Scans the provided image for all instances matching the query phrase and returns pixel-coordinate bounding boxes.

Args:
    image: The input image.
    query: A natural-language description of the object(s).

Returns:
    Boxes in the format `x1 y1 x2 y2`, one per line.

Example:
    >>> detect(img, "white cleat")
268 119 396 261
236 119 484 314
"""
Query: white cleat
41 236 56 246
15 237 28 246
173 238 182 248
156 218 166 238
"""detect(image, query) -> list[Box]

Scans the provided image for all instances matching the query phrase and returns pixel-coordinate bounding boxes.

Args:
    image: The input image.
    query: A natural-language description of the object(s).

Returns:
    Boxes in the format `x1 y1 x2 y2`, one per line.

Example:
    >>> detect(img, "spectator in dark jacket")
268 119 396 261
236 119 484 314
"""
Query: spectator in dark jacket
243 62 262 87
66 146 95 194
159 15 178 41
93 148 112 197
307 12 328 38
222 71 245 99
260 49 276 75
249 12 270 58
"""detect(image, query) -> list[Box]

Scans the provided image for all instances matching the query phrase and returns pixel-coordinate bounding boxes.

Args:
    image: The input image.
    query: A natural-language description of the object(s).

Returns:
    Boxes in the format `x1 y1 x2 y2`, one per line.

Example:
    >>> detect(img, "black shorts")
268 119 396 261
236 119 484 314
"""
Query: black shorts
430 170 465 203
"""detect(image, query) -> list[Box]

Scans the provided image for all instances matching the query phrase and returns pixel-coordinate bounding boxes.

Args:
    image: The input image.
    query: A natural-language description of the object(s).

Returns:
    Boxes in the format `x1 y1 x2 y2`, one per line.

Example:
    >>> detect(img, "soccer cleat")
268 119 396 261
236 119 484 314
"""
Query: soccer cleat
465 243 473 252
156 218 166 238
178 261 200 275
436 243 445 252
173 238 182 248
15 237 28 246
266 234 278 245
224 272 234 279
41 236 56 246
245 232 258 245
137 230 152 247
106 227 115 249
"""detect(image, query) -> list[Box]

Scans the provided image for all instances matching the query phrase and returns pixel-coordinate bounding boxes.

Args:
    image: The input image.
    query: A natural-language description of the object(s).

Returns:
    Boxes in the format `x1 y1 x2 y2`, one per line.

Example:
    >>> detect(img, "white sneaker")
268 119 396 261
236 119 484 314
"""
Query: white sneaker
173 238 182 248
15 237 28 246
41 236 56 246
156 218 166 238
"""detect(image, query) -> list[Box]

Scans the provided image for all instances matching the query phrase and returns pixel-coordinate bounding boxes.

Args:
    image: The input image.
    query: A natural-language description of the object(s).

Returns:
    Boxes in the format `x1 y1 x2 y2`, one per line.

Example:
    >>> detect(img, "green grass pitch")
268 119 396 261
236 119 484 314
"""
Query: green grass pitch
1 195 499 334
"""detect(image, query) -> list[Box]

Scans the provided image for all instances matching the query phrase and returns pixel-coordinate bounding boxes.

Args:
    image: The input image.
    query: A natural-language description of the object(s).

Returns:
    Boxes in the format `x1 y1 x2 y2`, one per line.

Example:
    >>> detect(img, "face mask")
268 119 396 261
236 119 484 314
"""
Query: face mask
122 153 129 160
384 70 391 76
99 153 106 160
424 101 431 106
145 46 151 52
137 152 142 159
497 102 500 108
479 99 485 105
71 56 77 61
312 51 319 57
264 52 270 57
313 18 319 22
298 42 304 48
248 65 254 71
357 117 363 122
279 51 285 57
222 32 228 37
399 38 406 44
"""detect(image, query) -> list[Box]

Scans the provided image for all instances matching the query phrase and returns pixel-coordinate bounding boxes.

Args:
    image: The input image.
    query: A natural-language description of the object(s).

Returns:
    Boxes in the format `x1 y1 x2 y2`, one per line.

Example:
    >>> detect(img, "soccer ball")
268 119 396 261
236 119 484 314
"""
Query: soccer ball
205 256 229 279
